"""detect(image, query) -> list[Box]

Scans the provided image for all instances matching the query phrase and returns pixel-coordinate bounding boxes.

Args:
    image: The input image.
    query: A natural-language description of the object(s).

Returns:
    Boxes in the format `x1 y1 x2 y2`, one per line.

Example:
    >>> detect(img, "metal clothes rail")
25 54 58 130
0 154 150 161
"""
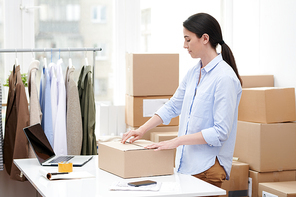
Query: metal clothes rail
0 47 102 86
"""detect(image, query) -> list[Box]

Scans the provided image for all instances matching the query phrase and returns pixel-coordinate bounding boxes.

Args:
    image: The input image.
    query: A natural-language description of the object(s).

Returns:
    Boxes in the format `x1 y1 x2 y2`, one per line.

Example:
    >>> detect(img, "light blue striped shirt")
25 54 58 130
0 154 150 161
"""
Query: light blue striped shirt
156 54 242 179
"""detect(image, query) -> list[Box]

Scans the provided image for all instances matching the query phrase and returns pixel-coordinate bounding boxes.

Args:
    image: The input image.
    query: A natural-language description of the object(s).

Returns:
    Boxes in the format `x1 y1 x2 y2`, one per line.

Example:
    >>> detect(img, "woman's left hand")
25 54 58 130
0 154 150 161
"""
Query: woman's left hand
145 138 179 151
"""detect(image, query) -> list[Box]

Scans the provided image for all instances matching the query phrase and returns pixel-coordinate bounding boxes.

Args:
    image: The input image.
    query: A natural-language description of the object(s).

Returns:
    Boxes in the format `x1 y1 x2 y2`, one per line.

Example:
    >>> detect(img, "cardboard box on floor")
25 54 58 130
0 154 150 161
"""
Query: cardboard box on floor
126 53 179 96
259 181 296 197
238 87 296 123
234 121 296 172
249 170 296 197
241 75 274 88
219 161 249 197
98 140 174 178
127 125 179 141
150 131 178 143
125 94 179 127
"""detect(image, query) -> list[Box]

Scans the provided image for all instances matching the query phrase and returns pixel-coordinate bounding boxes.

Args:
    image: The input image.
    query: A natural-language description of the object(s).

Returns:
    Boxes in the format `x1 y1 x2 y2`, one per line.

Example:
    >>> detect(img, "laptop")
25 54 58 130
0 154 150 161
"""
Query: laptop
23 123 93 166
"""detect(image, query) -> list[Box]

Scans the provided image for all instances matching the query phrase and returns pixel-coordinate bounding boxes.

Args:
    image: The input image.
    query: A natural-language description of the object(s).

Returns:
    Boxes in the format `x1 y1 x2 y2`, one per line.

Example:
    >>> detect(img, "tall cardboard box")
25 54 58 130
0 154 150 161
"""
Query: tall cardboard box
241 75 274 88
249 170 296 197
238 87 296 123
125 94 179 127
127 125 179 141
220 161 249 197
98 140 174 178
126 53 179 96
234 121 296 172
259 181 296 197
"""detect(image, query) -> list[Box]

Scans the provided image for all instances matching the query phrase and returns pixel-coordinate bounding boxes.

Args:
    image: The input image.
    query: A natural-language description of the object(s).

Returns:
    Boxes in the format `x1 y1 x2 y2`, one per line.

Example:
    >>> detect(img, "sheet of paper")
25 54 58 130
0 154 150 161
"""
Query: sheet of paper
143 99 168 117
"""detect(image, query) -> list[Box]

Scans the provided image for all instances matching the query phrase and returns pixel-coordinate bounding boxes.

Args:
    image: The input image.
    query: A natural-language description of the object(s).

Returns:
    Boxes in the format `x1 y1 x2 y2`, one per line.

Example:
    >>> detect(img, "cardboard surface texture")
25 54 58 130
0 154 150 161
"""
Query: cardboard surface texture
234 121 296 172
259 181 296 197
127 126 179 141
126 53 179 96
241 75 274 88
249 170 296 197
125 94 179 127
98 140 175 178
150 131 178 143
238 87 296 123
220 161 249 197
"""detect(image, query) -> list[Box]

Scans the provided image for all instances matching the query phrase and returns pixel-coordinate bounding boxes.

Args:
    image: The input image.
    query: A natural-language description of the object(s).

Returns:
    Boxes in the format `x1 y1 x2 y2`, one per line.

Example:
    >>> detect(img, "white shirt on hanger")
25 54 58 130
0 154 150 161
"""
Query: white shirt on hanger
49 62 57 149
52 59 67 156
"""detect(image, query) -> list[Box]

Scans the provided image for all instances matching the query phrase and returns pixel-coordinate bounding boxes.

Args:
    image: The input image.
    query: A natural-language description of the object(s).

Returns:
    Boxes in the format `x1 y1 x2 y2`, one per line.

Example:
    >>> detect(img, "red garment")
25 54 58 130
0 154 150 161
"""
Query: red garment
3 65 30 181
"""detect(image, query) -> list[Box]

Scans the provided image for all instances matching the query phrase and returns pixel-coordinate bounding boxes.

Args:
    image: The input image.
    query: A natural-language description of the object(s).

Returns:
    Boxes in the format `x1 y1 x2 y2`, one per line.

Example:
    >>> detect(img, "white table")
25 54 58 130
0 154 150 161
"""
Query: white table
14 156 225 197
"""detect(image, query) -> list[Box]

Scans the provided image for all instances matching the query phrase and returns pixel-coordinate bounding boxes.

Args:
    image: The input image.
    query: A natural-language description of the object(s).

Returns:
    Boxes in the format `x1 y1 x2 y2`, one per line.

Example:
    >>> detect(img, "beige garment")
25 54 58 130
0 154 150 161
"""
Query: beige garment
28 60 42 158
65 67 83 155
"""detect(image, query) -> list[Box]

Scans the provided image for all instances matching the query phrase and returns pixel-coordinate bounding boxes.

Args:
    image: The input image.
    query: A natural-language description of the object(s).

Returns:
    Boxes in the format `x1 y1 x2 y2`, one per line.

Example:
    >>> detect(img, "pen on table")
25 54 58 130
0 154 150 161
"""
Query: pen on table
51 172 69 175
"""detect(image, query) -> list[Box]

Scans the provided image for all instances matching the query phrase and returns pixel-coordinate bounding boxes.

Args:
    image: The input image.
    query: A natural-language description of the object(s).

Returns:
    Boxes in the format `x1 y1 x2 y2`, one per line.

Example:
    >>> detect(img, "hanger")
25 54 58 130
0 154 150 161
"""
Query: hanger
84 48 89 65
68 48 73 68
15 49 19 66
43 48 47 68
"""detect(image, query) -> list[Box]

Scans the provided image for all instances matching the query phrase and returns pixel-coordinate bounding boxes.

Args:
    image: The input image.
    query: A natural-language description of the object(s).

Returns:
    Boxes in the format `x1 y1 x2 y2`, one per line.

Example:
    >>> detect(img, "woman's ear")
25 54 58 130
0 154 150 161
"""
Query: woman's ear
202 34 210 44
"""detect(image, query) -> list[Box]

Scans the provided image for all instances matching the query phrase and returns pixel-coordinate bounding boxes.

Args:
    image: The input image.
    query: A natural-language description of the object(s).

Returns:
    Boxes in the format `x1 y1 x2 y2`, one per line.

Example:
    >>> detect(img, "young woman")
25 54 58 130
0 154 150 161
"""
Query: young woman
122 13 242 188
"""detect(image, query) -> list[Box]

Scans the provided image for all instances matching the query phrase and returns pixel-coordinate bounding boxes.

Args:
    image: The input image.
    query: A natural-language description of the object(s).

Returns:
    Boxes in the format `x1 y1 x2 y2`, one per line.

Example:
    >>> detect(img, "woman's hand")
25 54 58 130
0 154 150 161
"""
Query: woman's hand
121 127 145 144
145 138 179 151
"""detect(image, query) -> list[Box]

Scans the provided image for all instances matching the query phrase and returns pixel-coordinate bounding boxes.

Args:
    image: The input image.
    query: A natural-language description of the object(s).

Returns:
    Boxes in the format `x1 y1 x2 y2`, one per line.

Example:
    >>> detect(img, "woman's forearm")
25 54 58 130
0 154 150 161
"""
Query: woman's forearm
139 114 163 133
176 131 207 146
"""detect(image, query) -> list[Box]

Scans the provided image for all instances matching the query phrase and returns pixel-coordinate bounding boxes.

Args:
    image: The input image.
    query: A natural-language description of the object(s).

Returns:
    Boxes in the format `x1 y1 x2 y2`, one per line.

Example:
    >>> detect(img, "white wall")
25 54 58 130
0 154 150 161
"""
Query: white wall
141 0 222 81
233 0 296 89
142 0 296 90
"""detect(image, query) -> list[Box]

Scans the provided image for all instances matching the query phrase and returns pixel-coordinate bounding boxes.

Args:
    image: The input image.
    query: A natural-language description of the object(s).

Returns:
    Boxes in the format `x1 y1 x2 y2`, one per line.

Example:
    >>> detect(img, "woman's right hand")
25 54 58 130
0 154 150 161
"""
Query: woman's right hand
121 127 145 144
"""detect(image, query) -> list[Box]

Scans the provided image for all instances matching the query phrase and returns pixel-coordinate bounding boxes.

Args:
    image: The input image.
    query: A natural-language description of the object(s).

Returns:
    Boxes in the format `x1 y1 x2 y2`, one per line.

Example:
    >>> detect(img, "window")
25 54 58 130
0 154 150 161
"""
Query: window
141 8 151 52
92 5 107 23
66 4 80 21
34 0 113 102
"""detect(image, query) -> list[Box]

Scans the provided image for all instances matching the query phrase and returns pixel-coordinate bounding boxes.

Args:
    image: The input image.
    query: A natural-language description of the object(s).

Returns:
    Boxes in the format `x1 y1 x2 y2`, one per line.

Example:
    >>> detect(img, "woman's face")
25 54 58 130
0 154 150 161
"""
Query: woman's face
183 27 203 59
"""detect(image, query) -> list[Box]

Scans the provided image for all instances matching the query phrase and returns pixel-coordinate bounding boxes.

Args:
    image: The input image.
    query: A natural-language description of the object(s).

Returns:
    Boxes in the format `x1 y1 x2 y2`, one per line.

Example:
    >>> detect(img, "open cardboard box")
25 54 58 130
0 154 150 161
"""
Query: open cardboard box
98 140 175 178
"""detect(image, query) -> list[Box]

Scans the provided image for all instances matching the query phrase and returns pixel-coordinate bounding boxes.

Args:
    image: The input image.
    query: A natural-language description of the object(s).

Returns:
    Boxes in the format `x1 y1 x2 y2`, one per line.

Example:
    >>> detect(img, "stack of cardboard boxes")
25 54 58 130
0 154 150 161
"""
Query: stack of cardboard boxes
233 75 296 197
98 53 180 178
219 75 274 197
220 160 250 197
125 53 180 142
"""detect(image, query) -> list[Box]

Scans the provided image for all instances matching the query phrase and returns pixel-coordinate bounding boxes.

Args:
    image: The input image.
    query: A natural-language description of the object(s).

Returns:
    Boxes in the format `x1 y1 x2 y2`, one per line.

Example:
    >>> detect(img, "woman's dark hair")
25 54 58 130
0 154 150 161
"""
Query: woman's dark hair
183 13 242 85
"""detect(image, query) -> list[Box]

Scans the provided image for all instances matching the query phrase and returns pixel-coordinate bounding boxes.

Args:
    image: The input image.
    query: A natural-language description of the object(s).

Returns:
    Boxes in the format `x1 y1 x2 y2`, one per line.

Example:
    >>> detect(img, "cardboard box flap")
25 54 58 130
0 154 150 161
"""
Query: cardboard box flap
133 140 155 147
101 140 155 151
101 141 145 151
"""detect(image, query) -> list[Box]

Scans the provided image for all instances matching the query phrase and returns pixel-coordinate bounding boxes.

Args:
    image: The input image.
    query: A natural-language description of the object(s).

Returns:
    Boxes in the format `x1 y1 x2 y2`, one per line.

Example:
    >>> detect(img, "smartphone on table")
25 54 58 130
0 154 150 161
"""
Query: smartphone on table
128 180 157 187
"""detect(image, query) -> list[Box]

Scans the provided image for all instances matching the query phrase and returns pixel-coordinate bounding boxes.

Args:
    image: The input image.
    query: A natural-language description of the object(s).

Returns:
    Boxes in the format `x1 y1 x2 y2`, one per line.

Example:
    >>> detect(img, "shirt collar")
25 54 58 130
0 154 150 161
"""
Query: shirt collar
203 53 223 73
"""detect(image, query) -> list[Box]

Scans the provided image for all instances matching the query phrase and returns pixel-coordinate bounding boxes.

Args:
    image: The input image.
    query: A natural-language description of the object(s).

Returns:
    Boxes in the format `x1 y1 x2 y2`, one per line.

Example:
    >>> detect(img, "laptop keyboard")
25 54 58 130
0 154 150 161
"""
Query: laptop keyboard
49 156 74 163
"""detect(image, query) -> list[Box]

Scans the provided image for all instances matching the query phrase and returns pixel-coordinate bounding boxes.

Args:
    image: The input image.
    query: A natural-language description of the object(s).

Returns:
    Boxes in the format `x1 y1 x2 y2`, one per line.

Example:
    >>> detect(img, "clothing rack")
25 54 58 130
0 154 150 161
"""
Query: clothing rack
0 47 102 82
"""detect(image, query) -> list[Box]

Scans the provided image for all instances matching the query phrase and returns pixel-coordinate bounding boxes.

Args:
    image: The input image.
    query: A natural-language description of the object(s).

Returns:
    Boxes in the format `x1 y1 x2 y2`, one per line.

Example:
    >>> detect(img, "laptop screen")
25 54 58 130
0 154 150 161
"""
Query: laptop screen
23 123 55 163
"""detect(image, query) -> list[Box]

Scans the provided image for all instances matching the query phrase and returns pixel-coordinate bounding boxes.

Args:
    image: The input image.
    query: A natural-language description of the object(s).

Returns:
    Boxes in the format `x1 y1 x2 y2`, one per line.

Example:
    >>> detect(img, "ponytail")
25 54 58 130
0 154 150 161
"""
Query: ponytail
183 13 242 86
220 43 242 85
